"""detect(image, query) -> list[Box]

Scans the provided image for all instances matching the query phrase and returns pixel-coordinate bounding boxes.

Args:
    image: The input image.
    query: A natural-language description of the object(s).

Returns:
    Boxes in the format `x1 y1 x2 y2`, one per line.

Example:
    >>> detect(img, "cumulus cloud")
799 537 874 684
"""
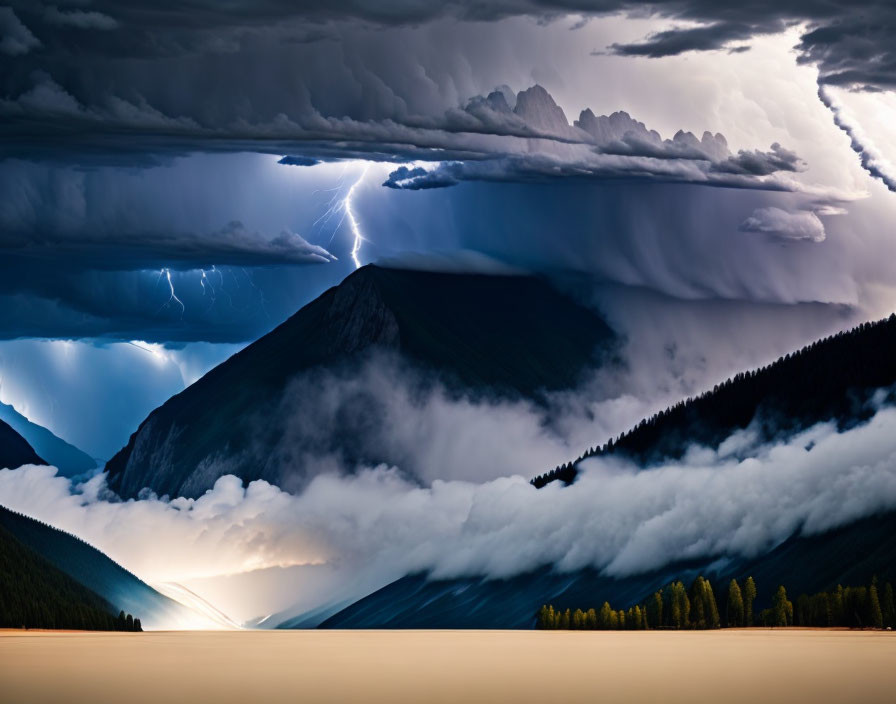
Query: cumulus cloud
739 207 827 242
4 404 896 623
0 72 803 194
379 86 803 190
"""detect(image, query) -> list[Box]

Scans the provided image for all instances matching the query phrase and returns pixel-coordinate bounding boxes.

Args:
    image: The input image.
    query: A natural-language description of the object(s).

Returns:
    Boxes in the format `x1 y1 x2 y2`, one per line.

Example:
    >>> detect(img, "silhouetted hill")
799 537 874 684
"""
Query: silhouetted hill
0 521 141 630
106 265 615 499
0 419 45 470
0 505 189 628
0 402 96 477
533 313 896 488
319 509 896 629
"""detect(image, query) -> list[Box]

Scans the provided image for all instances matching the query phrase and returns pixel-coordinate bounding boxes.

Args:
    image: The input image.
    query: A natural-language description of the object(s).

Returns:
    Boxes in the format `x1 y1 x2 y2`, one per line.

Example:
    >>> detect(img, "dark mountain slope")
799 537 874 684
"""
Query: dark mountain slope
0 402 96 477
0 505 188 628
106 265 615 499
534 313 896 488
319 510 896 629
0 522 140 630
0 418 45 470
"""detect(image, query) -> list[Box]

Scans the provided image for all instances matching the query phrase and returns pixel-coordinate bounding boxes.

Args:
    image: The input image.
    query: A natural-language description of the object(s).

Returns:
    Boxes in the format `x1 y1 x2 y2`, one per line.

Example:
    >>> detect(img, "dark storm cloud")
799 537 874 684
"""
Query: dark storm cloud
0 262 351 343
606 20 772 58
2 1 892 91
0 6 39 55
1 1 890 168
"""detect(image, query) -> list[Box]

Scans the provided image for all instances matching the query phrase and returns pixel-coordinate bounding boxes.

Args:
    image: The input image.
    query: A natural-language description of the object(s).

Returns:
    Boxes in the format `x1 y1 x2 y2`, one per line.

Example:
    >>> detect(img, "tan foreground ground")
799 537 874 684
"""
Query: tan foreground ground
2 629 895 703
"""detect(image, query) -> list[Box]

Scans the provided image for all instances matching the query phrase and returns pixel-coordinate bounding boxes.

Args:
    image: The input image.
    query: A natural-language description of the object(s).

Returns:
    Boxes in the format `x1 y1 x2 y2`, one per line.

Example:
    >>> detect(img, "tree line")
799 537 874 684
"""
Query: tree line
533 313 896 488
536 575 896 630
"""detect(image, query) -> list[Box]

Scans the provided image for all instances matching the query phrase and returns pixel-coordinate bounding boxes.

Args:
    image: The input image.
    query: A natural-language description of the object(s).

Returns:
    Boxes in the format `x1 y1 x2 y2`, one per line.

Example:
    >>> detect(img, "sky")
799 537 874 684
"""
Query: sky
3 3 896 456
2 1 896 624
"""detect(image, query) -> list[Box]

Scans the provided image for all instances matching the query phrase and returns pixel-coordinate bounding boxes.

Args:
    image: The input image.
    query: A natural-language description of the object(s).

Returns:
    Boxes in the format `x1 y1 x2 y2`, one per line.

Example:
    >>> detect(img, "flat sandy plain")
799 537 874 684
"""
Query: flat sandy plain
2 629 895 703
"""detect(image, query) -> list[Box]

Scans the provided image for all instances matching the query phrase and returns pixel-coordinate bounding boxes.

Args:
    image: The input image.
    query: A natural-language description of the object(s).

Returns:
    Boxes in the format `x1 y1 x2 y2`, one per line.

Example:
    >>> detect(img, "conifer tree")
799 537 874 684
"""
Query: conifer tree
744 577 757 626
586 608 597 630
870 584 884 629
650 591 663 629
727 579 744 627
883 583 895 627
833 585 845 624
772 586 792 627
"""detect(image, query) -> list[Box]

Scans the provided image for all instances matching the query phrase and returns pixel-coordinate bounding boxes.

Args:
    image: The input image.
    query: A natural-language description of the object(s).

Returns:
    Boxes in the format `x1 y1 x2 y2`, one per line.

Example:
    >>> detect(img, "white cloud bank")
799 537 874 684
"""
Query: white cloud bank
3 404 896 623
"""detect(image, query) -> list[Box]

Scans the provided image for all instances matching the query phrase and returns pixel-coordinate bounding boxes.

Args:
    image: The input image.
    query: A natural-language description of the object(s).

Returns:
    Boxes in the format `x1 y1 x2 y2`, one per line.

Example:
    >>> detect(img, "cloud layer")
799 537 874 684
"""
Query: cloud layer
3 403 896 624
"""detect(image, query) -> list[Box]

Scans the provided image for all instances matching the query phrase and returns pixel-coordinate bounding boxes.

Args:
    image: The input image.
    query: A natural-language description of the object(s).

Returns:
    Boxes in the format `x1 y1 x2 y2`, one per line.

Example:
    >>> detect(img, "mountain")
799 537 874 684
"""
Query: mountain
106 265 616 499
533 313 896 488
0 402 96 477
0 505 190 628
0 521 141 630
319 509 896 629
0 418 45 470
319 315 896 629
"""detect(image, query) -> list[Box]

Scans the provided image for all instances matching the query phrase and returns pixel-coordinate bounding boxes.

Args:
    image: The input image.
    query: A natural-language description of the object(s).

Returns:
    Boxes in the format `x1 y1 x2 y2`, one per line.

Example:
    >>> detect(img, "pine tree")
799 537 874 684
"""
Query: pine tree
704 579 721 629
690 577 708 628
727 580 744 627
883 583 895 627
650 591 663 629
772 586 792 627
833 585 845 625
869 584 884 629
744 577 757 626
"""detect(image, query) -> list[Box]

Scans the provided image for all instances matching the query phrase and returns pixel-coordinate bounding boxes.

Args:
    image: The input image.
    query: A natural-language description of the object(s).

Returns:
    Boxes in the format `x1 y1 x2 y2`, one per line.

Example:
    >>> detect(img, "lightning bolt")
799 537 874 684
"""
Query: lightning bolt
156 267 185 317
345 165 369 269
310 163 370 269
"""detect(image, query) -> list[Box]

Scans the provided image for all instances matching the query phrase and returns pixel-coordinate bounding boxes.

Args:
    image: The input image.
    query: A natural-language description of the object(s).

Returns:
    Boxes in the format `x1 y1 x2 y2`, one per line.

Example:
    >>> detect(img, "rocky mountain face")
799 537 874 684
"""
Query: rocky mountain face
106 265 616 499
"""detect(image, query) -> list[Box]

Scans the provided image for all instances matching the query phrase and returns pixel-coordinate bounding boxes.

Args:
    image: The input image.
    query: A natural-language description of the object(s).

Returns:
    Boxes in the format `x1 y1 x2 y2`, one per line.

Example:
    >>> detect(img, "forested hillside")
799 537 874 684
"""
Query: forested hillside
0 505 187 627
0 523 141 631
533 314 896 488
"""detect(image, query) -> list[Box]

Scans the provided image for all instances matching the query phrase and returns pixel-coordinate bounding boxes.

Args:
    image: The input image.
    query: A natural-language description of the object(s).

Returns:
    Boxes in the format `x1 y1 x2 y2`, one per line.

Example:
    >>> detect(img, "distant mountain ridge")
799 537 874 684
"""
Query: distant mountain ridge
106 265 616 499
0 402 96 477
533 313 896 488
0 418 45 470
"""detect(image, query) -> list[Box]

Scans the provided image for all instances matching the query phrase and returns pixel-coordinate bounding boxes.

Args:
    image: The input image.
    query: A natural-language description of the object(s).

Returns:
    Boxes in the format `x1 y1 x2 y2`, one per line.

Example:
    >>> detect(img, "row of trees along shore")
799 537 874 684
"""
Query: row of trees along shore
536 576 896 630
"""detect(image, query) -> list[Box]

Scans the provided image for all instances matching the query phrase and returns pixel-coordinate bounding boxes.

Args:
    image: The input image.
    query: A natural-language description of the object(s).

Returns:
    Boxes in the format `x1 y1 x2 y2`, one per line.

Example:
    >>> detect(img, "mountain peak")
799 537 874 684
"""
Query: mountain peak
106 266 616 499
